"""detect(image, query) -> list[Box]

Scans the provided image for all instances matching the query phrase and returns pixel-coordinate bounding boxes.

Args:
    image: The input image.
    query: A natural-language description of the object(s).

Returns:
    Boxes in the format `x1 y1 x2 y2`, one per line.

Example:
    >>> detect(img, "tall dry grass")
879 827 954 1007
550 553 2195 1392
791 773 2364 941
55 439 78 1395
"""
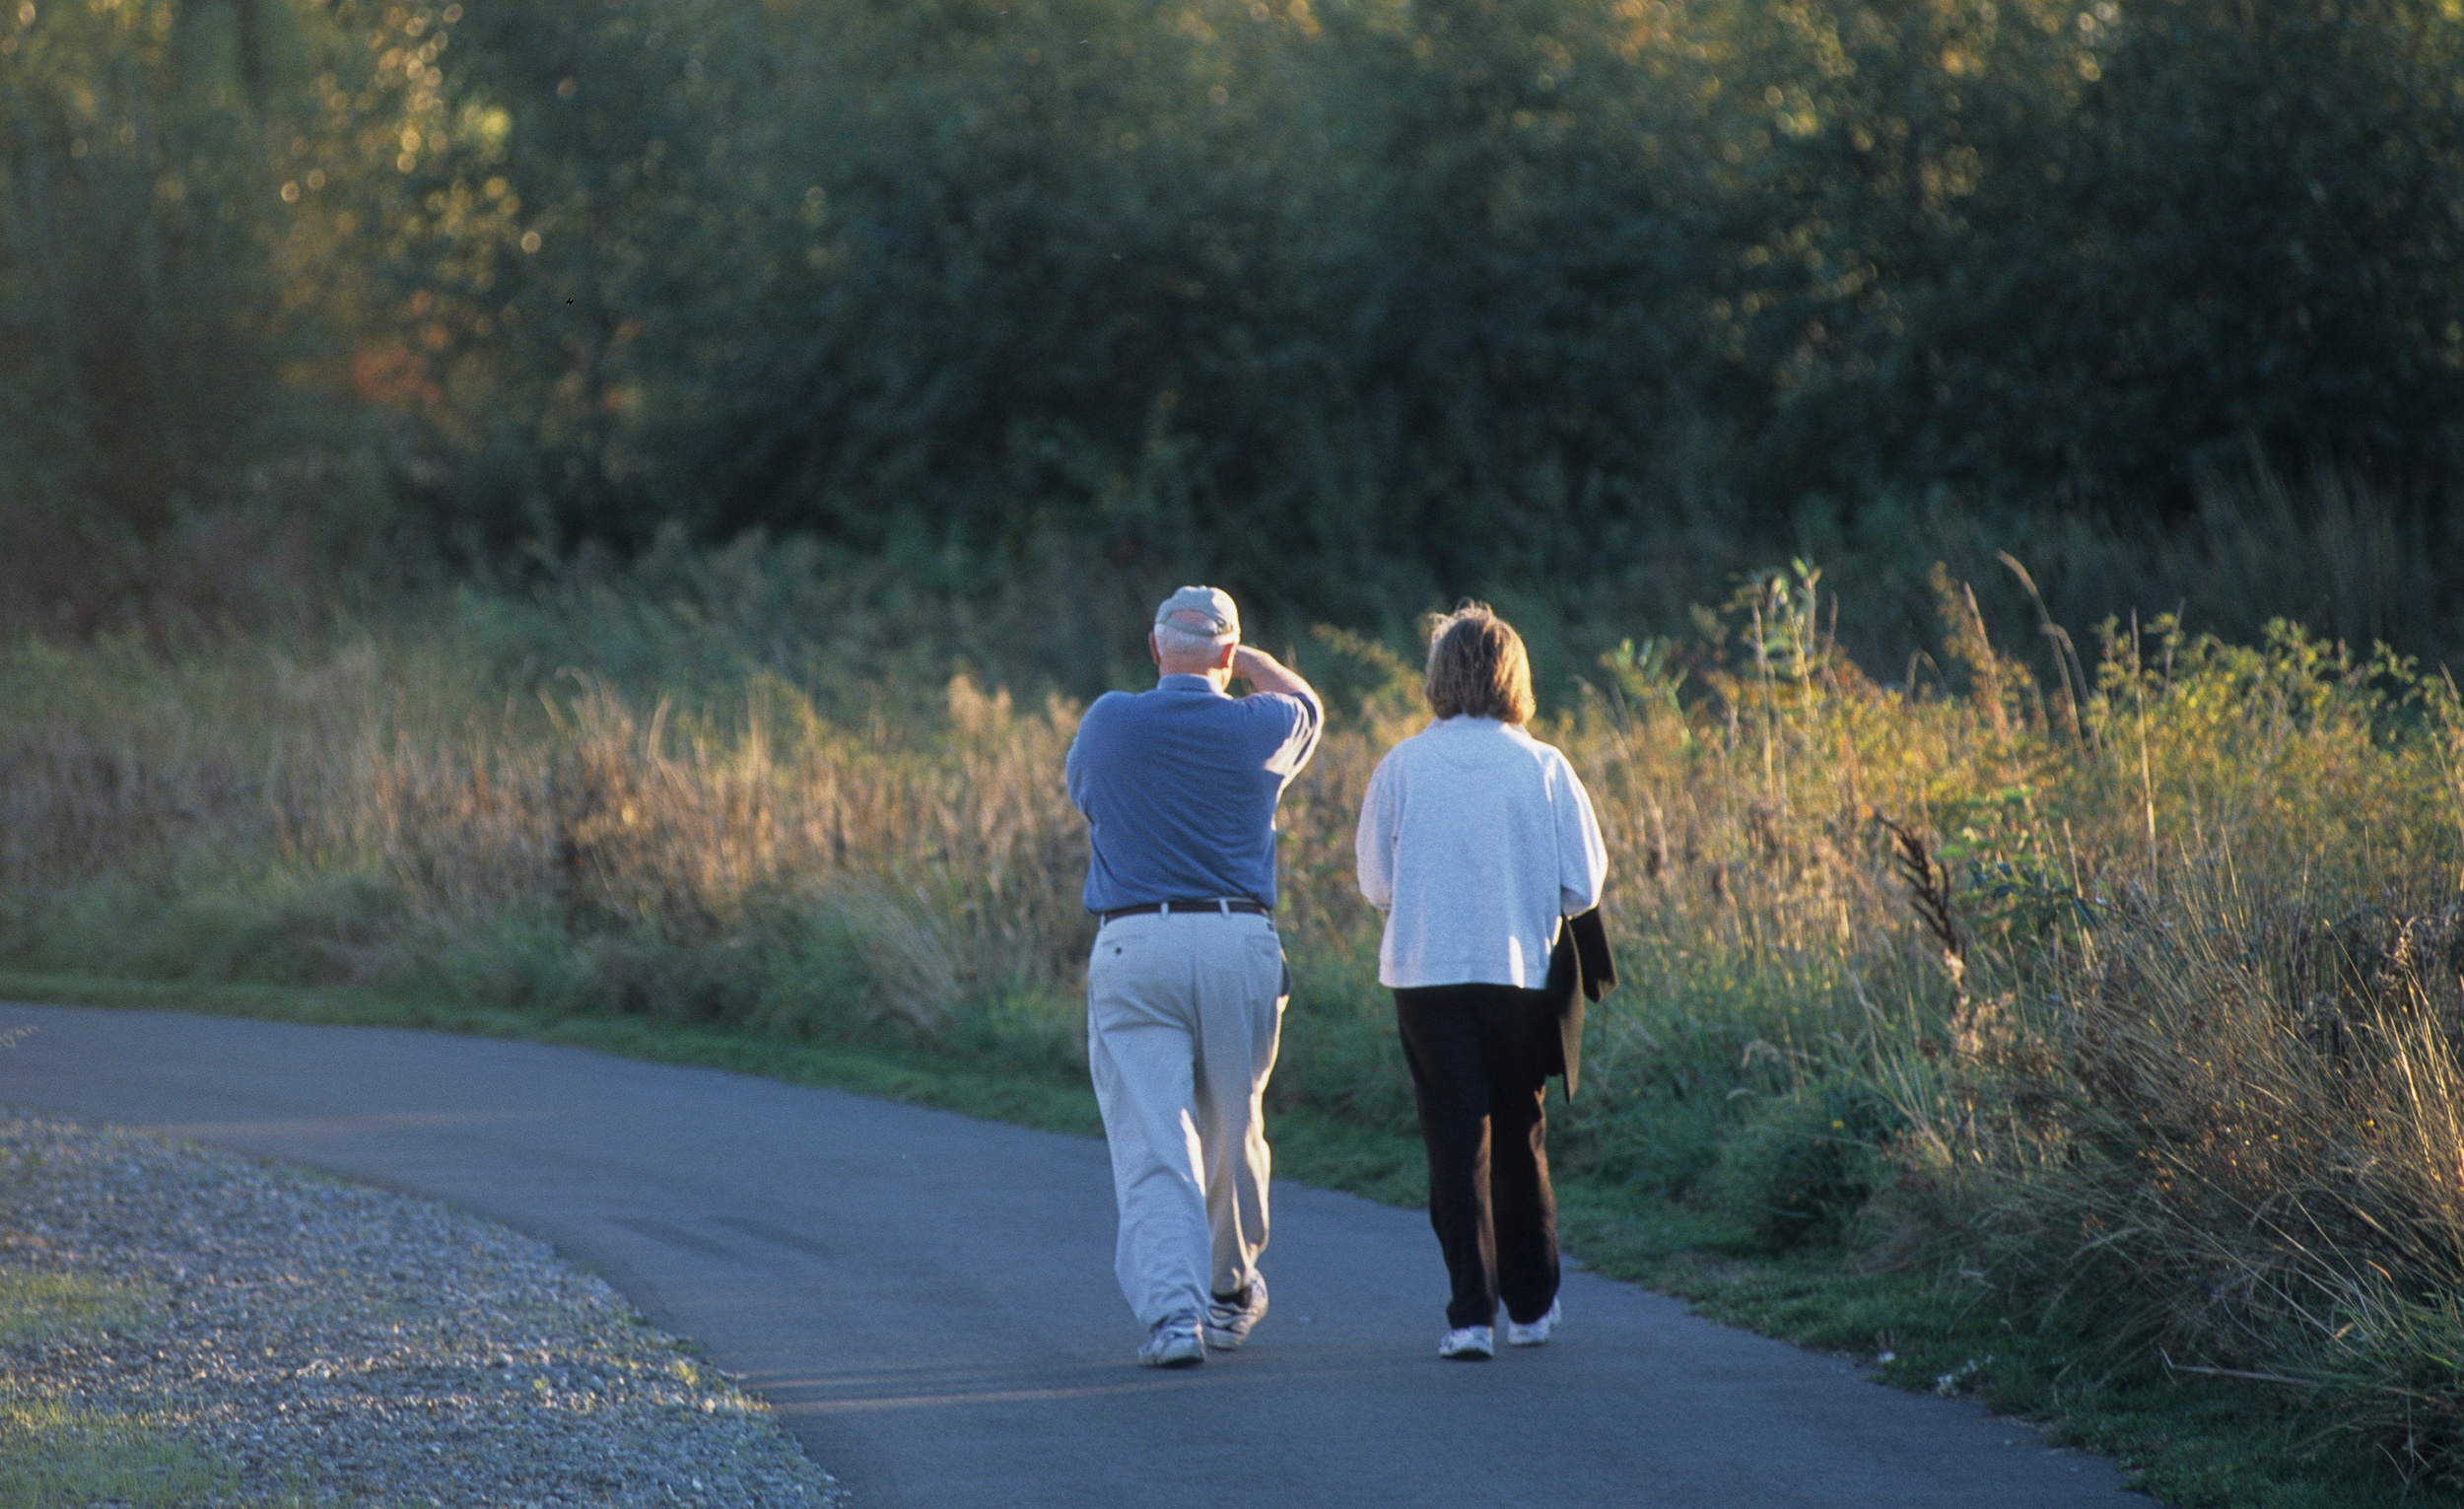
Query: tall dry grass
1878 867 2464 1478
1848 620 2464 1481
9 562 2464 1476
0 634 1091 1042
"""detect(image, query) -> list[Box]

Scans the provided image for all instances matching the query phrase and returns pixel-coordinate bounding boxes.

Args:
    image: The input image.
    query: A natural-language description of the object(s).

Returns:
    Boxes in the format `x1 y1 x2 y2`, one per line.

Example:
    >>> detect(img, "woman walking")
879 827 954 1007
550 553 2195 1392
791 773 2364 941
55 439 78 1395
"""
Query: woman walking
1355 603 1608 1359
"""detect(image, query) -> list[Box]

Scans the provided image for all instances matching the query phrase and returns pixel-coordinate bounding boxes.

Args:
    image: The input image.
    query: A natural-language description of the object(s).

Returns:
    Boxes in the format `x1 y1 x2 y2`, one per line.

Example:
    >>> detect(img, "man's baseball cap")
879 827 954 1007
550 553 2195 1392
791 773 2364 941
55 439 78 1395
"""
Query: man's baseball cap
1154 584 1239 641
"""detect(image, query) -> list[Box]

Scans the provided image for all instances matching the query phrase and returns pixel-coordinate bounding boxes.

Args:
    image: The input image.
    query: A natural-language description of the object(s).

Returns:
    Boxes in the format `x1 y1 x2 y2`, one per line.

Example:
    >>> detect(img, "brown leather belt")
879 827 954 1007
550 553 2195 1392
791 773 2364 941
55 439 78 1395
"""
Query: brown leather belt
1098 899 1271 925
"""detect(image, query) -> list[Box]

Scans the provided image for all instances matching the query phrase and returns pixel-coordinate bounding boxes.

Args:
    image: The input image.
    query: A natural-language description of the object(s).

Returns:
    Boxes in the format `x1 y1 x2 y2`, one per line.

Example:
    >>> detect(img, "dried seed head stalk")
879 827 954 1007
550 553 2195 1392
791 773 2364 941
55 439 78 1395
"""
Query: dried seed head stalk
1876 811 1964 984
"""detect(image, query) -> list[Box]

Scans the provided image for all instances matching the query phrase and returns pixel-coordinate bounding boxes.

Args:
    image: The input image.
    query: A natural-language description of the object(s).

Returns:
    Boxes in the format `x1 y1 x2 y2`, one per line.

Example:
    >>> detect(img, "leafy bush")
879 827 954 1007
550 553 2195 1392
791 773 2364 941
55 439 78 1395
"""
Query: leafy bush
1717 1078 1907 1252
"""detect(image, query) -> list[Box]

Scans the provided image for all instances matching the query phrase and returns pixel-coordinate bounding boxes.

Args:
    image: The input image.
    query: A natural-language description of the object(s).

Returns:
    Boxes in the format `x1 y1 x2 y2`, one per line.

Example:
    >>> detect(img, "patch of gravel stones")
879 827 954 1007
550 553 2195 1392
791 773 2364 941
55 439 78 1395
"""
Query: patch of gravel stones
0 1112 846 1508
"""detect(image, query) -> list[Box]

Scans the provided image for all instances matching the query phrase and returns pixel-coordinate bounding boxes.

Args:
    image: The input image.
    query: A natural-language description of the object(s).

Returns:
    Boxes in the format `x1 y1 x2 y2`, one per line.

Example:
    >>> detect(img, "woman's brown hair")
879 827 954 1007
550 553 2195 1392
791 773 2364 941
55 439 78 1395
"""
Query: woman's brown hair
1423 602 1536 724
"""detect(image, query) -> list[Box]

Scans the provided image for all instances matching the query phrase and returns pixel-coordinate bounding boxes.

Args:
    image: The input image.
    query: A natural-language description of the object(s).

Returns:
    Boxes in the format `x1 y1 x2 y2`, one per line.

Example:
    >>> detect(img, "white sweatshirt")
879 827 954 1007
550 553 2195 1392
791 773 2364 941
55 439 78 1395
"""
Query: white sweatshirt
1353 718 1609 990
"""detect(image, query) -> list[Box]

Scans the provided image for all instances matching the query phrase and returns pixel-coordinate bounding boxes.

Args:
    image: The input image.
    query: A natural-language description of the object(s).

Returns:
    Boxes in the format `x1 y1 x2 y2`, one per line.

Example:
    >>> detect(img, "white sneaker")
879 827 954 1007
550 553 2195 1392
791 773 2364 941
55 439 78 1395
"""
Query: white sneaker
1506 1299 1560 1347
1138 1313 1204 1369
1438 1325 1494 1360
1202 1274 1268 1350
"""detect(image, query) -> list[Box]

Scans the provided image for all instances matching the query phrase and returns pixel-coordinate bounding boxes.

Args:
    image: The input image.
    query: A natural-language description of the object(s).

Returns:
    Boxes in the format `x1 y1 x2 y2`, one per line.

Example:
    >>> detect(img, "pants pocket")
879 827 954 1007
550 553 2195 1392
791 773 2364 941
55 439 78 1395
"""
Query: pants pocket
1244 932 1288 1001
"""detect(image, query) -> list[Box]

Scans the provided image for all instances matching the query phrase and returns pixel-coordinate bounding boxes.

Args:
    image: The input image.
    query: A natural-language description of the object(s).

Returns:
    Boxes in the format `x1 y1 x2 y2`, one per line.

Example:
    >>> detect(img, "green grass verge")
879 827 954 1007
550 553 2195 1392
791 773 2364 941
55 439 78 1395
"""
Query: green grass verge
0 1403 229 1509
0 1206 238 1507
0 1272 163 1347
0 970 2417 1508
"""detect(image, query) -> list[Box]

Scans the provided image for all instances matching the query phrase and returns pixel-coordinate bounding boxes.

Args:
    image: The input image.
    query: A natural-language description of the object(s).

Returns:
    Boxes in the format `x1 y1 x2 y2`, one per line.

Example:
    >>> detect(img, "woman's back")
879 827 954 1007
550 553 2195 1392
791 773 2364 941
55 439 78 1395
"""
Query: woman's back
1355 717 1607 990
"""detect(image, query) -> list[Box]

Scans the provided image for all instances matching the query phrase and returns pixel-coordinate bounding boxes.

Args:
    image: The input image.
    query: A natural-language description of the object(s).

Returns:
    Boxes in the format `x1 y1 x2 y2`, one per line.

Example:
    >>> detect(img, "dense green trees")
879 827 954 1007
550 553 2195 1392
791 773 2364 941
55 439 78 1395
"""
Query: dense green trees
1733 0 2464 499
7 0 2464 644
1 0 290 529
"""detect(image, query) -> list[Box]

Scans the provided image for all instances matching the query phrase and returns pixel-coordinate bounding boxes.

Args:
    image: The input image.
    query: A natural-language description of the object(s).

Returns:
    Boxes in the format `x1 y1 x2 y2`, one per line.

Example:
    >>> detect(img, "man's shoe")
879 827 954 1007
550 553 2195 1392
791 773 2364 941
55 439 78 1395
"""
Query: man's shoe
1438 1325 1494 1360
1506 1298 1560 1347
1202 1274 1269 1350
1138 1313 1205 1369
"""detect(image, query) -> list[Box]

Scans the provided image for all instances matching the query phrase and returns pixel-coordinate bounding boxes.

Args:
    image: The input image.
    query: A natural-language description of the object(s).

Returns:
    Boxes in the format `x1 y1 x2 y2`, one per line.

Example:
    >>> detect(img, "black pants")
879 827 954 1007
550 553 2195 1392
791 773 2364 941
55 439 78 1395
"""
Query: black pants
1394 983 1559 1330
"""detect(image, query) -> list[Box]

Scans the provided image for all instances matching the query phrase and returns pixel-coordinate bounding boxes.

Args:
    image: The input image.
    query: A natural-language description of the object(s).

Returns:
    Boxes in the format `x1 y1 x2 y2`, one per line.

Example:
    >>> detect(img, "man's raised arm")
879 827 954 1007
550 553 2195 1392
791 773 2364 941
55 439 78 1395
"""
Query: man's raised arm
1231 645 1318 706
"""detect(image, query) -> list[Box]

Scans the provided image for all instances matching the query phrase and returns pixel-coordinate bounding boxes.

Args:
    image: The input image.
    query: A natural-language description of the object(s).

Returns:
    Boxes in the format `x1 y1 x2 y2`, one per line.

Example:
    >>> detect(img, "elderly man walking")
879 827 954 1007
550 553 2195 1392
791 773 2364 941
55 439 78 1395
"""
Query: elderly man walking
1064 585 1324 1368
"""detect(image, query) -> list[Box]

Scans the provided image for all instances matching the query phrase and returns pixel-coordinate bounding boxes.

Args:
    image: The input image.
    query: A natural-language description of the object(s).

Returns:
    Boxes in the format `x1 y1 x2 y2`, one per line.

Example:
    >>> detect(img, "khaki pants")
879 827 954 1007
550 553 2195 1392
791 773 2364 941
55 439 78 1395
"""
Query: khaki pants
1086 909 1287 1328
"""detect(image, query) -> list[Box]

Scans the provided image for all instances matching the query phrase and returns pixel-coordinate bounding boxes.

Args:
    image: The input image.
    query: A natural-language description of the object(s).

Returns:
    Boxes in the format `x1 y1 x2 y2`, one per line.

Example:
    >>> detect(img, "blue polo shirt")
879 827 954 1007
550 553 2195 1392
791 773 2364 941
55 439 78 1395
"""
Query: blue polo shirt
1064 674 1323 914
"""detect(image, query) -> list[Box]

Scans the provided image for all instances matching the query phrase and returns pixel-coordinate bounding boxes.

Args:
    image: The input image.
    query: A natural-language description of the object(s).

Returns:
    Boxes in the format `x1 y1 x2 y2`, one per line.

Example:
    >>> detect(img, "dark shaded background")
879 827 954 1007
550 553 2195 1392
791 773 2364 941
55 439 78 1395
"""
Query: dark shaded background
7 0 2462 690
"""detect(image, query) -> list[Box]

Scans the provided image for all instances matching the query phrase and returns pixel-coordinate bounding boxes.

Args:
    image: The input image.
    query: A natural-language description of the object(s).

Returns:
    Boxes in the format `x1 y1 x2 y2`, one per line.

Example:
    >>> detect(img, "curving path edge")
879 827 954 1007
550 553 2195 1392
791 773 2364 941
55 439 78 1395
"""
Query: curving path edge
0 1002 2145 1508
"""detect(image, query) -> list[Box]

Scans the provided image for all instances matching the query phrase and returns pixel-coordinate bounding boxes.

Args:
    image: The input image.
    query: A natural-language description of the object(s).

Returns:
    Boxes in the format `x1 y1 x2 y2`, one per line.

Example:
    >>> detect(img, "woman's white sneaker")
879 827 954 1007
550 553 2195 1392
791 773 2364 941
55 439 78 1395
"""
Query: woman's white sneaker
1506 1298 1560 1347
1438 1325 1494 1360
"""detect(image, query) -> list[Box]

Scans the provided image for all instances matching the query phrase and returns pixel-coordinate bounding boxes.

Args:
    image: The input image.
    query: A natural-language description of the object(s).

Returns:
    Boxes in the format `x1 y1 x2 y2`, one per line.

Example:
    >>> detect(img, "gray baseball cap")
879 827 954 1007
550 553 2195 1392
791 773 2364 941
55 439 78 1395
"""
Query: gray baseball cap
1154 584 1240 641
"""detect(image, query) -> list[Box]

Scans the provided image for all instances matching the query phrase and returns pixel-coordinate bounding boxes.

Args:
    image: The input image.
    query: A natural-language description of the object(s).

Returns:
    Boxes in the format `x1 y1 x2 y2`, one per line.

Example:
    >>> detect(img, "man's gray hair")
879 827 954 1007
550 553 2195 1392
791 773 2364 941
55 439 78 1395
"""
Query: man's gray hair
1154 611 1235 660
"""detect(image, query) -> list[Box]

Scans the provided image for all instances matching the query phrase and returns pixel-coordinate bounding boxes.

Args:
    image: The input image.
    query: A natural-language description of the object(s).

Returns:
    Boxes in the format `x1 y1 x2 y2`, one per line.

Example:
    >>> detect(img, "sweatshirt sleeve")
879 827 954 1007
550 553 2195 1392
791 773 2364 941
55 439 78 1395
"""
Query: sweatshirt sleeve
1554 755 1608 916
1354 751 1400 911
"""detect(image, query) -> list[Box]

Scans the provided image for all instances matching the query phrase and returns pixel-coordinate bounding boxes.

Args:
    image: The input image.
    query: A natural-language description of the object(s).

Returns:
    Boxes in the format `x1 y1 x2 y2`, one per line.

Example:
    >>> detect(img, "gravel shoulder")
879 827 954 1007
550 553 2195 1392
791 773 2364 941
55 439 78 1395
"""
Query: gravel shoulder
0 1111 845 1509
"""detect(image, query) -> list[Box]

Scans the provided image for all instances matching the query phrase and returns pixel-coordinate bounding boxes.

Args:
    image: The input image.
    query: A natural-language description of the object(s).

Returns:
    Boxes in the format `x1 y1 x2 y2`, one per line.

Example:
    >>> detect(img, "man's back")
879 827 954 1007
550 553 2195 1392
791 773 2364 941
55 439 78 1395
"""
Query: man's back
1065 674 1321 913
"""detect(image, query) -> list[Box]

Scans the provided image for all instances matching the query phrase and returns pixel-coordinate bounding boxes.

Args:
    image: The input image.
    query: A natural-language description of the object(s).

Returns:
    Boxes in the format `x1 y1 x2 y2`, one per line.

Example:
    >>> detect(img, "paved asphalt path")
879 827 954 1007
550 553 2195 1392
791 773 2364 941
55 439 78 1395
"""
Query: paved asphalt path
0 1002 2146 1507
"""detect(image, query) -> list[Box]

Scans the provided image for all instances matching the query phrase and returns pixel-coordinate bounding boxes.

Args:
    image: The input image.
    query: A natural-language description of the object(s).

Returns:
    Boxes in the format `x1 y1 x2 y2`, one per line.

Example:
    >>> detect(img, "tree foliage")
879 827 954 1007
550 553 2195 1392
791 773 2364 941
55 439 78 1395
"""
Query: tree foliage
7 0 2463 630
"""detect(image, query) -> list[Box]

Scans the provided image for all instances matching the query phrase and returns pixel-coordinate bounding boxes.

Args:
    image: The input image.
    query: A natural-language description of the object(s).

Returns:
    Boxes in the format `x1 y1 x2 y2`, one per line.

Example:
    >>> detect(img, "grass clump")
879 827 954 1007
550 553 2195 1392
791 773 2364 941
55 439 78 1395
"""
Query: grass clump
1714 1079 1909 1253
0 1272 162 1347
0 1274 223 1508
0 1398 224 1509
